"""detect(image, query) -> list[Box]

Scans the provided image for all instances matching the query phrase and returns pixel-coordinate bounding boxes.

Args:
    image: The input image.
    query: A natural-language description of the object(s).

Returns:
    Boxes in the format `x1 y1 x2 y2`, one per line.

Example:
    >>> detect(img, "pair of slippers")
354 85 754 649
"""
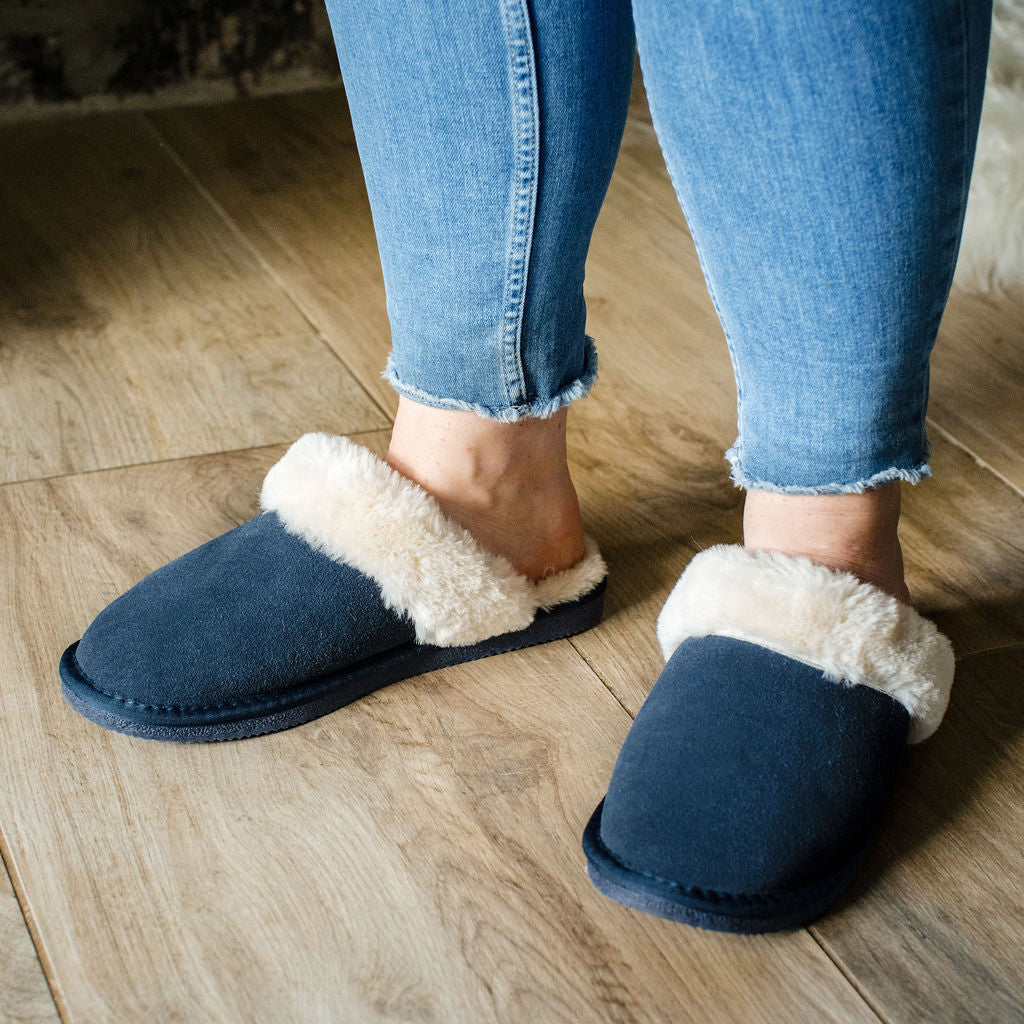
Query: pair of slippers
60 433 953 934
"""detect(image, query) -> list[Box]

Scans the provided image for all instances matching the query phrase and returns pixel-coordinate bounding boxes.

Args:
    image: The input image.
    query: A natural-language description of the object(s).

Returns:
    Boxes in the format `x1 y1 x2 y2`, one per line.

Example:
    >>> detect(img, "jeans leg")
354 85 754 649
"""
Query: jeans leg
323 0 635 420
632 0 992 492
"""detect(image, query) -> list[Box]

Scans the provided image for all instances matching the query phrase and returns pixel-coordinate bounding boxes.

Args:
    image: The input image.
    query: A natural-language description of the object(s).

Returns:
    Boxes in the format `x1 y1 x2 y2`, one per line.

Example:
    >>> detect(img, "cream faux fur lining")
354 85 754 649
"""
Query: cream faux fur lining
259 433 606 647
656 545 954 743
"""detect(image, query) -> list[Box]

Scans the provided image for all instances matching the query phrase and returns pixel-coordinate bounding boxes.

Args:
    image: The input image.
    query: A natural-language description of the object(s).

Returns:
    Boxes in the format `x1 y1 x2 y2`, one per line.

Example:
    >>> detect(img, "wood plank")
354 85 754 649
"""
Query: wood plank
0 113 388 486
930 287 1024 495
0 442 873 1023
147 91 397 417
0 858 59 1024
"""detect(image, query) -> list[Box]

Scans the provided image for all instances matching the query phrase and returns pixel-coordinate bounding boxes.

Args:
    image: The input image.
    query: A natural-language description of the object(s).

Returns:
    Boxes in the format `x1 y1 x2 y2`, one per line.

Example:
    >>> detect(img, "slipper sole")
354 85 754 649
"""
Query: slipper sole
61 579 605 742
582 796 871 934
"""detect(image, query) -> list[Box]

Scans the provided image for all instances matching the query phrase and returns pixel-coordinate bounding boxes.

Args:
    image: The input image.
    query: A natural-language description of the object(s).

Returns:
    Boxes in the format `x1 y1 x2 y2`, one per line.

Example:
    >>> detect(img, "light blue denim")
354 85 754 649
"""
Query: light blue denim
323 0 991 493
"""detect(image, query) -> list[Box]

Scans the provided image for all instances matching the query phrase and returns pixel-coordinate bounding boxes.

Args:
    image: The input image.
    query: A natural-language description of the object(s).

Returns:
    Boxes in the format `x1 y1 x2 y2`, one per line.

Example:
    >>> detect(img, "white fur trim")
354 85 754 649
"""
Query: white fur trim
259 433 606 647
656 545 954 743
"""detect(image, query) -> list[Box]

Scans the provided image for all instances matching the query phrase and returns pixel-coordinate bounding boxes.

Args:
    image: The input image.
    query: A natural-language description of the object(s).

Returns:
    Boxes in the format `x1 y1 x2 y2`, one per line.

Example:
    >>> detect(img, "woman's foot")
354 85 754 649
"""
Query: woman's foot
63 430 608 741
585 481 952 933
386 397 585 581
743 482 911 603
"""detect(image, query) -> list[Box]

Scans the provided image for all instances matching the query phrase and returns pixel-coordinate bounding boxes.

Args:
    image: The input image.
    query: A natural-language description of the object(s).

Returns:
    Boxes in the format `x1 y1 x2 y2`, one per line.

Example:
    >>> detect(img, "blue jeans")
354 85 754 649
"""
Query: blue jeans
323 0 991 493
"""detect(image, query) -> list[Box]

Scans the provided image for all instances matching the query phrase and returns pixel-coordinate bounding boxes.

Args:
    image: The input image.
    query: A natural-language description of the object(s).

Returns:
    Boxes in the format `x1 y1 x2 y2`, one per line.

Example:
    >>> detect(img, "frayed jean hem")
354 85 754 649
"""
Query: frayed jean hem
383 335 599 422
726 448 932 494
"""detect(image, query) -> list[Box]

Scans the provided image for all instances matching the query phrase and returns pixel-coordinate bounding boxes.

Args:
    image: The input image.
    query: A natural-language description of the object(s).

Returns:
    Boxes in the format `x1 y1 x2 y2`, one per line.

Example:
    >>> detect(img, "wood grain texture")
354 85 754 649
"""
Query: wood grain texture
0 443 872 1024
0 860 59 1024
148 91 398 417
0 112 387 486
930 287 1024 496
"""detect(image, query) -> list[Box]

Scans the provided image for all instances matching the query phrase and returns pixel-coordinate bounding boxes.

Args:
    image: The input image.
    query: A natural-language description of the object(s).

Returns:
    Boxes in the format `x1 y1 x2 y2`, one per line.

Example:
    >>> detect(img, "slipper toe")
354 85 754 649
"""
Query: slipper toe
584 544 954 932
584 636 910 933
67 511 415 717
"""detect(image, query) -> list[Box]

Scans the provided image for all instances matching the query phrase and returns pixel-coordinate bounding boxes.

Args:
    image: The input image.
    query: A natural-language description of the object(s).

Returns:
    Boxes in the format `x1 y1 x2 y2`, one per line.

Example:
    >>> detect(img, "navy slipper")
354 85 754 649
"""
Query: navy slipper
583 545 953 933
60 433 607 742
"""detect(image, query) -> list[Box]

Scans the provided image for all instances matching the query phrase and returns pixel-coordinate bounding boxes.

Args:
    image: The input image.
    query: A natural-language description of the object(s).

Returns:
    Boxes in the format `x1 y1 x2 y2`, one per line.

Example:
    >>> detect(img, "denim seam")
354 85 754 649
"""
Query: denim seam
727 459 933 495
957 0 971 240
383 335 599 422
497 0 540 408
911 0 972 473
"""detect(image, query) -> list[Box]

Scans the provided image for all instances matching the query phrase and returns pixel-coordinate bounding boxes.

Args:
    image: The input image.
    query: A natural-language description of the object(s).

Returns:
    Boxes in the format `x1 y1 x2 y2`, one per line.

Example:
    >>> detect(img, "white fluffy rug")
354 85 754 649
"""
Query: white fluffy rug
955 0 1024 291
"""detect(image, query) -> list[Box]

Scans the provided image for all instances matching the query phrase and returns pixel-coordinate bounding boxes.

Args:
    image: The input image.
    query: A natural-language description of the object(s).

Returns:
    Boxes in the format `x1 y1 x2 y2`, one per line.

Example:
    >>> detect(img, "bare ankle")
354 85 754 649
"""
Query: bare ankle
743 483 911 603
385 398 584 580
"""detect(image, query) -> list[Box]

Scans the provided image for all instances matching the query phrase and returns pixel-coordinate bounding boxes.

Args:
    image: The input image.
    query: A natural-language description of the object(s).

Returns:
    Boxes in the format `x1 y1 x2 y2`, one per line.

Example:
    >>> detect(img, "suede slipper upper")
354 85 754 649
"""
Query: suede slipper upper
583 544 954 934
60 432 607 741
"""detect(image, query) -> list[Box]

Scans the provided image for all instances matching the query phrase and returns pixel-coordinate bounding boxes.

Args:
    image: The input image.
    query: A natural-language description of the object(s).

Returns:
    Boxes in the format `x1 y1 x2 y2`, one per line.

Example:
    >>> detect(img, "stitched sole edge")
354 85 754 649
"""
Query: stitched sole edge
581 798 872 934
60 581 605 742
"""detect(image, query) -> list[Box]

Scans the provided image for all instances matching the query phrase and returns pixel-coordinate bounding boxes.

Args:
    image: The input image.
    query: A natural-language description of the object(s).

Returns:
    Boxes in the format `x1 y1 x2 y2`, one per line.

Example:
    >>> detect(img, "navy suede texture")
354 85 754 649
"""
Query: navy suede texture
74 511 416 709
64 509 607 741
595 635 910 901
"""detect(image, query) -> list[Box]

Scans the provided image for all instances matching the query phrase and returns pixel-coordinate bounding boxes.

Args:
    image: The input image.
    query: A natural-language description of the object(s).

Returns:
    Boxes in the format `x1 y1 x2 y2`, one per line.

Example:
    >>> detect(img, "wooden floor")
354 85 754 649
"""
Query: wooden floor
2 79 1023 1024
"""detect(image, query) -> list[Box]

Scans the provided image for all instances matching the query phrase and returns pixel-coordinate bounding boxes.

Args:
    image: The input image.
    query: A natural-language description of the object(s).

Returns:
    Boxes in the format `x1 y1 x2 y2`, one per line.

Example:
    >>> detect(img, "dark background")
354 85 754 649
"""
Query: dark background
1 0 341 111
